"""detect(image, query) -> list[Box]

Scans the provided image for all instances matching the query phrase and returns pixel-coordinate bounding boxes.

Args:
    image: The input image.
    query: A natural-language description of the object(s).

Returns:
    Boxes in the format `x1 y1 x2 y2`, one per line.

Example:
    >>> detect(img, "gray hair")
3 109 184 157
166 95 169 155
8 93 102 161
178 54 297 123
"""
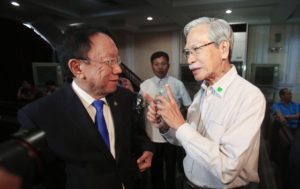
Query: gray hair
183 17 234 53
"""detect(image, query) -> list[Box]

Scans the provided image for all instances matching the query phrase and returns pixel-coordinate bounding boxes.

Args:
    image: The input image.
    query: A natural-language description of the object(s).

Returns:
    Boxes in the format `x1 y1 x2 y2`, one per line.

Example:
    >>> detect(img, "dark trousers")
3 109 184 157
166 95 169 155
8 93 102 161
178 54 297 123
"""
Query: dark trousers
134 170 151 189
151 142 177 189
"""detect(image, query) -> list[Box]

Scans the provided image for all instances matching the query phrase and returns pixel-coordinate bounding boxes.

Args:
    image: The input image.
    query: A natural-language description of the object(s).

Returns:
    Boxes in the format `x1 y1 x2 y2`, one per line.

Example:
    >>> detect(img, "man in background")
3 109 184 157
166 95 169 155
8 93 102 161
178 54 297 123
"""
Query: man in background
272 88 300 134
44 80 58 95
140 51 192 189
16 80 41 102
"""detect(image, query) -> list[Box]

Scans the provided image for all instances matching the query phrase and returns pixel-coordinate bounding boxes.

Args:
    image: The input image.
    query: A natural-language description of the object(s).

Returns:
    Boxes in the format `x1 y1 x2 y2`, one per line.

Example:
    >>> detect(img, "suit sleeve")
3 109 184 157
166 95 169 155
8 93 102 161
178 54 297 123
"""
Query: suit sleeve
18 108 39 130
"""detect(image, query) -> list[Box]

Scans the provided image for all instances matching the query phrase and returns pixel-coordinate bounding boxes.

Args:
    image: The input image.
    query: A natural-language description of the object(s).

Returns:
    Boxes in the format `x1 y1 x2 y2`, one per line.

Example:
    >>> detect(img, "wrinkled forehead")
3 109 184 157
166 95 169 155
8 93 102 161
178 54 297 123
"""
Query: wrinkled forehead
88 33 118 58
152 56 168 63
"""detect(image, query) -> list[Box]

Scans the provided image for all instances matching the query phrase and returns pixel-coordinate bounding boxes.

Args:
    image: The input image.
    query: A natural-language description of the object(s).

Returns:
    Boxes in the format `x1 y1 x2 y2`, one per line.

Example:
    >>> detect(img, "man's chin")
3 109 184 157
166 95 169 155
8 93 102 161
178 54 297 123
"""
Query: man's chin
110 85 118 92
104 85 118 95
193 74 204 82
156 74 166 78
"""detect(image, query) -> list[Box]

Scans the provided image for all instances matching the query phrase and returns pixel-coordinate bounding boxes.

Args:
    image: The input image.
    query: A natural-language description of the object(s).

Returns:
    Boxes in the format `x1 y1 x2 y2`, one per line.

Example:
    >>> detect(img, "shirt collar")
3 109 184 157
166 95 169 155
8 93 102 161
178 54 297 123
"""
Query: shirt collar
202 65 237 97
153 75 168 84
72 81 107 107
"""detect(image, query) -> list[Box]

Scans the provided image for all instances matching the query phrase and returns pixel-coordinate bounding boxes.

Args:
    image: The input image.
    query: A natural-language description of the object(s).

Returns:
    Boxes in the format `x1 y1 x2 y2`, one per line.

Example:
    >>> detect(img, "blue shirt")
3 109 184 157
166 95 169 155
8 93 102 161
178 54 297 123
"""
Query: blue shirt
272 101 300 128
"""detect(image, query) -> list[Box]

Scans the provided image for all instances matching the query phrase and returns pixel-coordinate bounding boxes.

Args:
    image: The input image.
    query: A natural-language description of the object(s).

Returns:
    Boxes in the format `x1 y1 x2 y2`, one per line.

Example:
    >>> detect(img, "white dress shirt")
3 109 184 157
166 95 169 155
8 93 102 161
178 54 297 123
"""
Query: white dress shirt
162 66 266 188
72 81 116 158
140 75 192 143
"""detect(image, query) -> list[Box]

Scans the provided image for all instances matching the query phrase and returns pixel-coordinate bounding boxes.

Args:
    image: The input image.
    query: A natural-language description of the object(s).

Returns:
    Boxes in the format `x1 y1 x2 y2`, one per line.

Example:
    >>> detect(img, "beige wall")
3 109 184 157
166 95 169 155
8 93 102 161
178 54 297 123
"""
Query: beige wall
134 32 173 80
247 24 300 102
116 31 183 81
247 25 289 81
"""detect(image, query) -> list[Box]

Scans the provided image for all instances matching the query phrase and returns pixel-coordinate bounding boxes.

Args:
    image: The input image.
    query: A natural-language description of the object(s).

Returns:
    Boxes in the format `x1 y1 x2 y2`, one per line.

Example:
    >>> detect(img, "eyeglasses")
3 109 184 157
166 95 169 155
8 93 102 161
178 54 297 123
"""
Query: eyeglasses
79 56 121 67
183 42 215 59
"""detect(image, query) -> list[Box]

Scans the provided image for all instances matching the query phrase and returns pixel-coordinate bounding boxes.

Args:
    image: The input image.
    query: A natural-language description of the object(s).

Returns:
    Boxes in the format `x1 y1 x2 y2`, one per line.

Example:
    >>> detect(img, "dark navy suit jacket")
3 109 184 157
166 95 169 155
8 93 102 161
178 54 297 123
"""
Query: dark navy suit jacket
18 83 153 189
288 127 300 188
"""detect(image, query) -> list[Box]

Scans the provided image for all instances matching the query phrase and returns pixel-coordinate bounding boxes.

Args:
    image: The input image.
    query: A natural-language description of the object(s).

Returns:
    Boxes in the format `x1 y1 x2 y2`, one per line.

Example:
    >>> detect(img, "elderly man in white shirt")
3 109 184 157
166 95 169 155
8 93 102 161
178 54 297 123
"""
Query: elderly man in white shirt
140 51 192 189
145 17 266 189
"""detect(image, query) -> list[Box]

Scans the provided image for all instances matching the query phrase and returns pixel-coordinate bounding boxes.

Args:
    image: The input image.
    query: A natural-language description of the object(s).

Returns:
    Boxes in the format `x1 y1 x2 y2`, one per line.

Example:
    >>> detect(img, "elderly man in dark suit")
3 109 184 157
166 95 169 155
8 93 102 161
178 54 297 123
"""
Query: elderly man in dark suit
17 25 153 189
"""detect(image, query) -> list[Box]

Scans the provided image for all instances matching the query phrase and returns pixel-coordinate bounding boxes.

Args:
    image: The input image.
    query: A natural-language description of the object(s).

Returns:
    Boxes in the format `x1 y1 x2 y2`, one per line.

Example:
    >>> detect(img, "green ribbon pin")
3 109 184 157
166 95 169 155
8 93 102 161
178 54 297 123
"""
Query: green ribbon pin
217 87 223 93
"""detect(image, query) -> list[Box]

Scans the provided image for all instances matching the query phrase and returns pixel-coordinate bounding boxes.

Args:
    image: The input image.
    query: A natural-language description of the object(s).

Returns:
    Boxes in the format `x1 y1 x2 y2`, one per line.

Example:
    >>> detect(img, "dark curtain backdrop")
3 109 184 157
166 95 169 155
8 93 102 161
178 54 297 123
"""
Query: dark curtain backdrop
1 18 53 100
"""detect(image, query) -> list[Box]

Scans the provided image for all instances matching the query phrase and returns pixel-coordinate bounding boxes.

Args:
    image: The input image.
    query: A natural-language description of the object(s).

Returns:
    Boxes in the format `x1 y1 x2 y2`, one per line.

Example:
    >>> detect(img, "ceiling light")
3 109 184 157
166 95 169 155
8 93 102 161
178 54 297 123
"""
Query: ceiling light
11 1 20 7
147 16 153 21
226 9 232 14
22 22 52 48
23 23 32 29
69 23 83 26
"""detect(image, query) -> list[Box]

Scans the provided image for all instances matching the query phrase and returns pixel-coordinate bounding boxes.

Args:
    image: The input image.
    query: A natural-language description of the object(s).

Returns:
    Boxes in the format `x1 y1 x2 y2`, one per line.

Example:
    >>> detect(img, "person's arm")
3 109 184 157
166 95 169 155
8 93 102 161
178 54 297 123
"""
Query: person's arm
285 113 300 120
154 85 186 130
179 92 265 184
271 104 288 124
118 77 134 92
275 111 288 123
144 89 183 146
18 108 38 129
285 103 300 120
136 151 153 172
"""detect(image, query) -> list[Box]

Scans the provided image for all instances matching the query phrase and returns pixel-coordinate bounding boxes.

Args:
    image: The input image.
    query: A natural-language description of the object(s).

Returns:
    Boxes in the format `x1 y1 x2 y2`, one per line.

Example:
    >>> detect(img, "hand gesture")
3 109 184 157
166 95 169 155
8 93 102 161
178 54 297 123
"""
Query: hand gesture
155 84 185 129
119 77 134 92
137 151 153 172
143 93 167 129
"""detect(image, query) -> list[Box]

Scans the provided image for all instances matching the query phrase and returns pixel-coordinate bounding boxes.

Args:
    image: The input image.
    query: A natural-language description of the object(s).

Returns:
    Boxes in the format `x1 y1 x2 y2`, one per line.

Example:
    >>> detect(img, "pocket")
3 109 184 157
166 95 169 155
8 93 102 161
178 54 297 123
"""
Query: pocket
206 119 225 140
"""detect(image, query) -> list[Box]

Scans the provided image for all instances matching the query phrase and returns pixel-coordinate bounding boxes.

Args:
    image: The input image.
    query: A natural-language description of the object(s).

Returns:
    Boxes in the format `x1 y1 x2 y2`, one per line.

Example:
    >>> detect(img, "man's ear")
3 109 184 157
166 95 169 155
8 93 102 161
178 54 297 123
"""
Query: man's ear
68 59 85 79
219 41 230 60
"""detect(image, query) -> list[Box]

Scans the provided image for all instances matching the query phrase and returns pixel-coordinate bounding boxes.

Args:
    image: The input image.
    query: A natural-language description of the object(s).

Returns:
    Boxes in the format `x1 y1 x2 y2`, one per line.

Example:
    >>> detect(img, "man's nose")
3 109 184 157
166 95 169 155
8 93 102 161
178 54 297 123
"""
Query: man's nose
187 53 197 65
112 64 122 74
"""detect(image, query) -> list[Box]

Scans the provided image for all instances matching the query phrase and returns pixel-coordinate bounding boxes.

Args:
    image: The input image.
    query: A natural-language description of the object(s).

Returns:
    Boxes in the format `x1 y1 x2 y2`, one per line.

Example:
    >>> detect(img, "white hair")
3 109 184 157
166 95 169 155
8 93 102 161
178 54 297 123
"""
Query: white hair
183 17 234 53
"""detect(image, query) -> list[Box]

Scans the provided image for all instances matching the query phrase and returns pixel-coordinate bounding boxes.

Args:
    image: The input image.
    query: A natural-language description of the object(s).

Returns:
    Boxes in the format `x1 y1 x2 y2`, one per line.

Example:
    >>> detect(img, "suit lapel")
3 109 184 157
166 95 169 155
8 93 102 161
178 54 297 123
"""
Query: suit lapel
106 93 123 163
63 84 114 158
